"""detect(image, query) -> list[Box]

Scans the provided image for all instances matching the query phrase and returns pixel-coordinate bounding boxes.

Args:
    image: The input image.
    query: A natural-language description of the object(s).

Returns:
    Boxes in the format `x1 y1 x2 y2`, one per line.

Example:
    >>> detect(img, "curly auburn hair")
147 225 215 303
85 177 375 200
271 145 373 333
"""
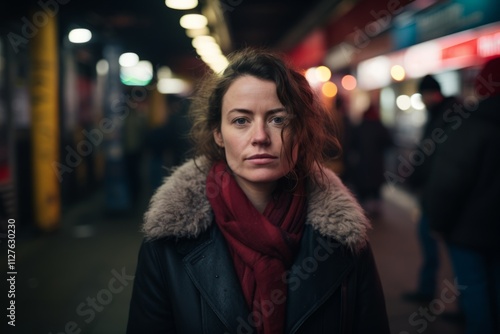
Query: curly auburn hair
189 47 341 184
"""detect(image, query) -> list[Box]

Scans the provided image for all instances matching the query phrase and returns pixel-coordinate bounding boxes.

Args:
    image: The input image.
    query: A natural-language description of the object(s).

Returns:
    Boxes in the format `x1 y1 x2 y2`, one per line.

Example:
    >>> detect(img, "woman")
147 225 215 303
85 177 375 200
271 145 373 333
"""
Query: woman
127 48 389 334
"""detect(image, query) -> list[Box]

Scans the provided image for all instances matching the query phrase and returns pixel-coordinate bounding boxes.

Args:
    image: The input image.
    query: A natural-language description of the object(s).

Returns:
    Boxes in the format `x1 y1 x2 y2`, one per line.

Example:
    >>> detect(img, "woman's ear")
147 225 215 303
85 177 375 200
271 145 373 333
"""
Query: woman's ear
213 129 224 147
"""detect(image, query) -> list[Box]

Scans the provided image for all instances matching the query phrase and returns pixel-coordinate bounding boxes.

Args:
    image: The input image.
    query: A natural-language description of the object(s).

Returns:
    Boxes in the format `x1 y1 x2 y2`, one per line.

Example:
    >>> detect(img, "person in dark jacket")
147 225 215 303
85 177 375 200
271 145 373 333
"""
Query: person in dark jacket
426 57 500 334
348 103 392 217
402 75 461 305
126 48 389 334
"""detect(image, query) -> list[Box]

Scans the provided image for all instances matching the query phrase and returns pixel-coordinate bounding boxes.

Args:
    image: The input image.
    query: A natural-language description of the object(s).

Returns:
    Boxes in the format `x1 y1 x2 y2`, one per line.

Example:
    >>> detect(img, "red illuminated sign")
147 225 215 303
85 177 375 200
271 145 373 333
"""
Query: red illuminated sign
439 25 500 68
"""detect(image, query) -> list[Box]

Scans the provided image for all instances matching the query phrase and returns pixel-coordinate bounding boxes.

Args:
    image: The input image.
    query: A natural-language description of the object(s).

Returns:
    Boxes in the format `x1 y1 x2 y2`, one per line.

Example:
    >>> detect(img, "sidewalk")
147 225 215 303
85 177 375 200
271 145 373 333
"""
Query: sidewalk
372 185 465 334
5 189 147 334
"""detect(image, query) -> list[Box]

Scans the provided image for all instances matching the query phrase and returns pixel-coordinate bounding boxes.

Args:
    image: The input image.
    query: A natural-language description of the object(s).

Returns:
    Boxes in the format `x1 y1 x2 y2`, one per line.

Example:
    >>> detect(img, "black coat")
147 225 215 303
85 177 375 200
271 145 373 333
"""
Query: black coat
408 96 460 192
348 118 392 196
426 95 500 254
127 159 390 333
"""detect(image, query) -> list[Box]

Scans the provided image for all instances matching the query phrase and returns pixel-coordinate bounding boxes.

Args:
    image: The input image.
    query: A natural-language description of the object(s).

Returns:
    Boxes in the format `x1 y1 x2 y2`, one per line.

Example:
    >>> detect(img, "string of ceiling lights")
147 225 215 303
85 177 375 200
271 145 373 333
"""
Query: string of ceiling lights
166 0 229 73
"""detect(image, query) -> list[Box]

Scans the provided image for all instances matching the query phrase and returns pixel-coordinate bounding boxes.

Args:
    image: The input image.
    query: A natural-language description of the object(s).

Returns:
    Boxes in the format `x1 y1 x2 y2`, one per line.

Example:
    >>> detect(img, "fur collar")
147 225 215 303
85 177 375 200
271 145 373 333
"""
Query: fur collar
143 158 370 252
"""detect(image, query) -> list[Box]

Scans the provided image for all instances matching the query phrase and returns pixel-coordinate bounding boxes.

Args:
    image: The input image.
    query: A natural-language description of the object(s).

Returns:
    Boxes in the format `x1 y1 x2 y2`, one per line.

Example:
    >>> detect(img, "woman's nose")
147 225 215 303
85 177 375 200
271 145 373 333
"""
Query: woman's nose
251 122 271 146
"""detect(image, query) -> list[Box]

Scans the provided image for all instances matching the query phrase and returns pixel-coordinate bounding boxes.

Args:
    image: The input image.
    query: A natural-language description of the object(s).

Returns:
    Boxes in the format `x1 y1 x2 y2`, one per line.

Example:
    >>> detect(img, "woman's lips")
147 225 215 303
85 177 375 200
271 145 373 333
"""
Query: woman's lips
247 154 277 159
246 154 277 165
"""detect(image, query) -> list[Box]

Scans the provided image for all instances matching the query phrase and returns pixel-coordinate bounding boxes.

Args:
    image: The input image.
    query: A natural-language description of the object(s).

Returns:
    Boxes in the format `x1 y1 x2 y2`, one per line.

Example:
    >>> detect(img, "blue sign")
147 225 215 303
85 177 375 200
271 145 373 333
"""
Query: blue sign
393 0 500 49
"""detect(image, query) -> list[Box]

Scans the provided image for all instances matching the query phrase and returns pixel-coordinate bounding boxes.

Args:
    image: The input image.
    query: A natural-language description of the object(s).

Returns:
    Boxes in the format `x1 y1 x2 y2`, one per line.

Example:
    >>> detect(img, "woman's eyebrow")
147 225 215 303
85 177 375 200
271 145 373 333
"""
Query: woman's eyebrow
266 108 287 115
227 107 287 115
227 108 252 115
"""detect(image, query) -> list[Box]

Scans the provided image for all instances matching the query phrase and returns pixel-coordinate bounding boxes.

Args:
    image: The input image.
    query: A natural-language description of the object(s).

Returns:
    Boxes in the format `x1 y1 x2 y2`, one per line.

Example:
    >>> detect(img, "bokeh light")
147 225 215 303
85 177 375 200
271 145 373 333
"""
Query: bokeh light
180 14 207 29
391 65 406 81
165 0 198 10
316 66 331 82
321 82 338 97
341 75 357 91
118 52 139 67
410 93 425 110
396 95 411 111
68 28 92 43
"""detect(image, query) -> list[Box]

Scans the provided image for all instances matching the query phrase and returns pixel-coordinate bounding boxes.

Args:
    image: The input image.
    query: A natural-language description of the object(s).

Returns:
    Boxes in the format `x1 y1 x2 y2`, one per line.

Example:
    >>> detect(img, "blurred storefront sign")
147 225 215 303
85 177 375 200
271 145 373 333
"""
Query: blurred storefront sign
357 22 500 90
394 0 500 49
321 0 500 71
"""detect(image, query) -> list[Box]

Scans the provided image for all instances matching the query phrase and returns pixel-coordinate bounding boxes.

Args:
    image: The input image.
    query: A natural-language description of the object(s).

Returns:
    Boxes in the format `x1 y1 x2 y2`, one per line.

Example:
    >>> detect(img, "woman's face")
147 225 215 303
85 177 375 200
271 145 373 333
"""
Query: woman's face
214 75 297 191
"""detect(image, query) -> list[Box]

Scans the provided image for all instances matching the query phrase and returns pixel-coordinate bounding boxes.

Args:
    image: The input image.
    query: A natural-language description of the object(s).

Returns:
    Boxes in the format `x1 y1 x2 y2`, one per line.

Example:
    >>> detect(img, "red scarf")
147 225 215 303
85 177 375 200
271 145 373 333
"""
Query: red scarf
207 161 306 334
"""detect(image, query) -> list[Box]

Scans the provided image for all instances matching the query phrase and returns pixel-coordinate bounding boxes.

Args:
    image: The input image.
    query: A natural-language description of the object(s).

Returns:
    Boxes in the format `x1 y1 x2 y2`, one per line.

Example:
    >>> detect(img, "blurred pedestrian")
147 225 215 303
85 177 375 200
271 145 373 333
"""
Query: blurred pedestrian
123 101 147 204
127 48 389 334
349 103 392 218
332 95 355 183
145 121 169 192
402 74 461 305
164 95 192 168
145 95 192 192
426 57 500 334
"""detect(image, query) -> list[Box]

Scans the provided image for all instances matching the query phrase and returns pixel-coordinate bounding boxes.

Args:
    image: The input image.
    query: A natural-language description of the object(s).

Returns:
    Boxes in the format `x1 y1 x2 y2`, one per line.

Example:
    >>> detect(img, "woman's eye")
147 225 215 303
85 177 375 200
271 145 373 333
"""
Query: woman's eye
233 118 247 125
271 116 286 125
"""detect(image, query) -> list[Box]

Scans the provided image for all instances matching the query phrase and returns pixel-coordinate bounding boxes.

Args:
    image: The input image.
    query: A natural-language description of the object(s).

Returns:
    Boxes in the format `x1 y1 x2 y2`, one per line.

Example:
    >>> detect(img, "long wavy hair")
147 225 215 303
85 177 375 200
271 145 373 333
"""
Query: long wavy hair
189 47 341 185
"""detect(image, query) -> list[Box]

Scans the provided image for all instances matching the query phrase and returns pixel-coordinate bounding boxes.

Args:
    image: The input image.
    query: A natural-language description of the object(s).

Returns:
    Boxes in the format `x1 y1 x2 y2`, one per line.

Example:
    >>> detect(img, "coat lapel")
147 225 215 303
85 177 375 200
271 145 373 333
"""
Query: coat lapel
183 226 252 333
183 225 355 334
285 226 354 333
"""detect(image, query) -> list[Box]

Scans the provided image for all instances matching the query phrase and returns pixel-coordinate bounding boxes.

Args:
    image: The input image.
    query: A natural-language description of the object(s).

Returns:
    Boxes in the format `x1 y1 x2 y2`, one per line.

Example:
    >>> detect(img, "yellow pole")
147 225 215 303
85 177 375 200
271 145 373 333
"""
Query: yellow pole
30 11 60 231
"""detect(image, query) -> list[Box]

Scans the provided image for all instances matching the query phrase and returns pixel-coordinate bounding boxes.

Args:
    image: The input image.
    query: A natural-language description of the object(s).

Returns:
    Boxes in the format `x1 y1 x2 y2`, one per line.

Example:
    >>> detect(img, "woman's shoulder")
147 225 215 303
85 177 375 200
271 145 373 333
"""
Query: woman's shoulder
142 158 214 241
306 167 371 253
142 159 371 253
